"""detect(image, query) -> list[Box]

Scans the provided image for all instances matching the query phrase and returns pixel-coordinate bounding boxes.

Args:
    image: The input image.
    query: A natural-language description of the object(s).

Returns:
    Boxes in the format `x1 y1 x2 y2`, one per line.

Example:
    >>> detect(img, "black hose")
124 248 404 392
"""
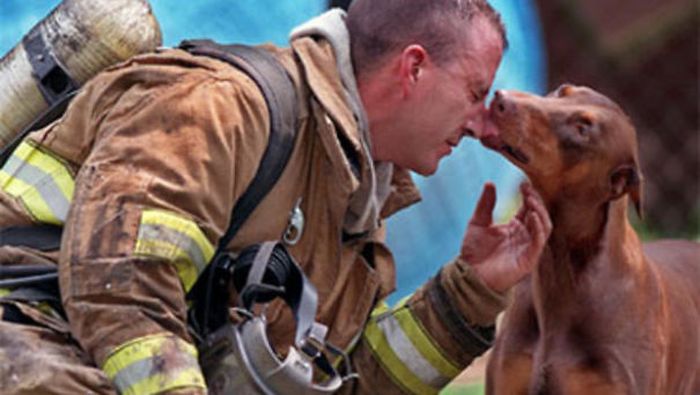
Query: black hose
0 265 57 278
0 272 58 288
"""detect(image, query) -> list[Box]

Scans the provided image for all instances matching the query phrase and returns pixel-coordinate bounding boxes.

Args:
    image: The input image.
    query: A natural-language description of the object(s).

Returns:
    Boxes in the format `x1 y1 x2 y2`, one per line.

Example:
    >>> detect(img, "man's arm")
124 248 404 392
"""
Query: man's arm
342 182 551 395
58 56 270 395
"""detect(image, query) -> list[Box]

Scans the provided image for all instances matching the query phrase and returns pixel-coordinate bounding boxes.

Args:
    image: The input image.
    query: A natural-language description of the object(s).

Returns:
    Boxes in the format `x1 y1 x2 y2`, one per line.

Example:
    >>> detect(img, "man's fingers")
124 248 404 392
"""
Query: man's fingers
533 199 552 237
516 182 536 222
527 195 552 237
519 182 534 199
470 182 497 226
515 199 528 222
524 211 547 265
520 183 540 205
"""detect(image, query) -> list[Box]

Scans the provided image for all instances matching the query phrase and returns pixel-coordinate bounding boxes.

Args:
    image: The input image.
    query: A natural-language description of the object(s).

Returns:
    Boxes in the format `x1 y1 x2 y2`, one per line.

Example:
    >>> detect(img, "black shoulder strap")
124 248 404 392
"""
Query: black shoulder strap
179 39 298 254
0 225 63 251
179 40 299 337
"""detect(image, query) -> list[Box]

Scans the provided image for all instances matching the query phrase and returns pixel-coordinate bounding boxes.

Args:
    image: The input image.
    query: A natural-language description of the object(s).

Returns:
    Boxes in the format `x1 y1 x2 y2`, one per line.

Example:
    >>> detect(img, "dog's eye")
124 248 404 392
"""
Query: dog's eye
569 113 595 137
576 120 592 135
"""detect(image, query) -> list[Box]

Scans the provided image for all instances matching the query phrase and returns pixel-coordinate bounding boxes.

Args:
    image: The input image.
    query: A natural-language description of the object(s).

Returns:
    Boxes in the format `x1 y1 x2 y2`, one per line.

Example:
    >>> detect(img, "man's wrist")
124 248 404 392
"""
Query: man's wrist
425 270 495 357
441 256 510 326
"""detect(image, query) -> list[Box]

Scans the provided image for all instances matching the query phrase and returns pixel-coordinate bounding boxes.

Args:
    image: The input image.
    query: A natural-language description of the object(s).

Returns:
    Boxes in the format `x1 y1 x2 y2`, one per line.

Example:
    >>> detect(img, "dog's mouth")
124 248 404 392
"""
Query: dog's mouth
481 135 530 165
501 144 530 164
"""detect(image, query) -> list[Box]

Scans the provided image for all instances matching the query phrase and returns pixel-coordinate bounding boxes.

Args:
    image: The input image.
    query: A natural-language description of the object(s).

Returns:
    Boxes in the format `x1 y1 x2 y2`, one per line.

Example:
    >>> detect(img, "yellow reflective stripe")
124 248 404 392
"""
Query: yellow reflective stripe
12 141 74 200
103 334 181 377
363 297 461 394
134 238 200 291
0 170 61 225
365 317 438 395
0 288 9 297
393 307 461 378
0 140 74 225
395 295 412 309
134 209 215 292
371 300 390 318
103 334 205 395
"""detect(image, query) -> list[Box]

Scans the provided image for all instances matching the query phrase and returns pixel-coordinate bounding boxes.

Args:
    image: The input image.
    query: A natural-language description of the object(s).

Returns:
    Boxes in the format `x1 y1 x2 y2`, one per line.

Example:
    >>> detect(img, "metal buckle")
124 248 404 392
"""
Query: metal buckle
299 322 327 360
283 197 304 245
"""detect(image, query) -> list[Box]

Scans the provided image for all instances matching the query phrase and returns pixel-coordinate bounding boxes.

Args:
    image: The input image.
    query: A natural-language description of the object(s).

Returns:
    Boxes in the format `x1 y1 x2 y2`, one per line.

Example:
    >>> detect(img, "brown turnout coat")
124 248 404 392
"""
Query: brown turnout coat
0 34 507 394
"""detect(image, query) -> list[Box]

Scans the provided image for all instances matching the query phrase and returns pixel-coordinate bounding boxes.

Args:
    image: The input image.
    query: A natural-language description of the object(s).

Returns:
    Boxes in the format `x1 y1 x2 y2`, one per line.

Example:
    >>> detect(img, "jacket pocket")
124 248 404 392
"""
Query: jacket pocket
324 247 380 351
66 258 134 298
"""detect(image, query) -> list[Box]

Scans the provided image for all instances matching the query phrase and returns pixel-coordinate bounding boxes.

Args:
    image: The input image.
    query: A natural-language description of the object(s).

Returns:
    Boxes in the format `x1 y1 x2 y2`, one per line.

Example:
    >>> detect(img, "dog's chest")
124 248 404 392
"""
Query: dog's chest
528 295 664 395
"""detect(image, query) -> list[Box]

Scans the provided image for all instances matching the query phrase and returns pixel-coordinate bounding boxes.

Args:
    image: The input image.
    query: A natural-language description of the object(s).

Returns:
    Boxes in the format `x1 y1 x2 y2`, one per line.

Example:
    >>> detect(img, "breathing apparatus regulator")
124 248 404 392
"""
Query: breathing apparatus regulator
188 241 355 394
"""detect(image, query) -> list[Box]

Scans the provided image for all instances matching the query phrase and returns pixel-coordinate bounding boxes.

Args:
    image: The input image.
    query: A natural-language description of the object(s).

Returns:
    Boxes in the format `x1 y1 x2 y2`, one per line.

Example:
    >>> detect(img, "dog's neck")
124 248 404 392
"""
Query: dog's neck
548 195 608 253
532 194 641 313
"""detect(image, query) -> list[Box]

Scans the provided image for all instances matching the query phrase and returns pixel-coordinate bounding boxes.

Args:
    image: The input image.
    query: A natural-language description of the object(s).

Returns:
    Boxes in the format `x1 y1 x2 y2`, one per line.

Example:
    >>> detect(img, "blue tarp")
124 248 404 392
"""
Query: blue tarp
0 0 545 303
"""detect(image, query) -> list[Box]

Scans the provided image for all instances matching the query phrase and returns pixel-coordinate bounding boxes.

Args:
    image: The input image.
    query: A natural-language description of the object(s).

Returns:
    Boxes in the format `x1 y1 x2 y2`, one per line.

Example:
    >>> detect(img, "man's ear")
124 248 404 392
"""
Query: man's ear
399 45 428 93
609 163 644 219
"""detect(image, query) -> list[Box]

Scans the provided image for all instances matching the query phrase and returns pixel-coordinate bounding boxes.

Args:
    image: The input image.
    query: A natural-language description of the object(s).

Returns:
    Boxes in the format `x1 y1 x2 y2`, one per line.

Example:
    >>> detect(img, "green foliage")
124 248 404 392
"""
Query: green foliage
440 382 484 395
630 206 700 241
630 216 662 241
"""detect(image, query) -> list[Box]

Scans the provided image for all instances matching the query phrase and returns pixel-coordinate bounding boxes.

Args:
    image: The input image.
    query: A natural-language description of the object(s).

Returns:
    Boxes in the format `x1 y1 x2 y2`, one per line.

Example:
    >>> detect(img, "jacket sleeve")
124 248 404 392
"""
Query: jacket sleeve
344 255 508 395
57 56 269 395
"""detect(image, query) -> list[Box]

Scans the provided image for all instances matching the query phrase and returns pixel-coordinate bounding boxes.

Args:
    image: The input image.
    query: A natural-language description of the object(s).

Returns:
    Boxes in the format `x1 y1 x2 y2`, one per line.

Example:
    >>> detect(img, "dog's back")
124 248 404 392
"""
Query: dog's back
644 240 700 394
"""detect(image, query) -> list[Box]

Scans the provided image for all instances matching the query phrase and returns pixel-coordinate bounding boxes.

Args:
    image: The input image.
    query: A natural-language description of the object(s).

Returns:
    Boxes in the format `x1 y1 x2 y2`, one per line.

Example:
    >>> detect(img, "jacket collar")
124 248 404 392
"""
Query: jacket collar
290 21 421 222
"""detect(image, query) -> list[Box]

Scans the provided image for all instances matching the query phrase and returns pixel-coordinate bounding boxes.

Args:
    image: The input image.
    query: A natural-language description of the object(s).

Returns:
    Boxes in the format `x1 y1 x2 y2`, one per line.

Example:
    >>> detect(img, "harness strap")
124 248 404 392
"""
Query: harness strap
239 241 319 347
23 26 79 106
0 225 62 251
2 285 56 299
177 40 299 336
179 40 299 252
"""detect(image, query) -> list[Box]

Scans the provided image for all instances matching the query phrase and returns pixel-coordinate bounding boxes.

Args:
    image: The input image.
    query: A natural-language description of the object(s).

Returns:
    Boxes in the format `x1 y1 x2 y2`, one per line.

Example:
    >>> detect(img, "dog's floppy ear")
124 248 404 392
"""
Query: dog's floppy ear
609 163 643 218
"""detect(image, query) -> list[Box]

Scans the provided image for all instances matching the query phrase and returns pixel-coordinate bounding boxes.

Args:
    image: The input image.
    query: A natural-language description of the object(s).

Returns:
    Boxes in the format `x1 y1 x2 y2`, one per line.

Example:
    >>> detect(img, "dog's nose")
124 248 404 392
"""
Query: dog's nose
491 90 513 115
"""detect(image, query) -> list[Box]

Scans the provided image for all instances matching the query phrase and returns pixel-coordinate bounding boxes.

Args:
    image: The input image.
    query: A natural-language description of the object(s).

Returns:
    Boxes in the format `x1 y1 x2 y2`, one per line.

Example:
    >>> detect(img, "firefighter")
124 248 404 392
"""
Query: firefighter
0 0 551 394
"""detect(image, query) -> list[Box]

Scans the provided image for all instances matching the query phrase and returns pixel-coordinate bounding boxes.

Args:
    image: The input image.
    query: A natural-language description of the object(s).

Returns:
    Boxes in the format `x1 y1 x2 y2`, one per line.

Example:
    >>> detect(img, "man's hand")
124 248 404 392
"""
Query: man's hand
460 182 552 292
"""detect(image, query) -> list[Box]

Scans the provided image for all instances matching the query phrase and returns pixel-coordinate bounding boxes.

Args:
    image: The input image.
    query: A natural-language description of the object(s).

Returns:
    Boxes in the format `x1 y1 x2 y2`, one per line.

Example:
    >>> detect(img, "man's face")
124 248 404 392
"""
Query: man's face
392 17 503 175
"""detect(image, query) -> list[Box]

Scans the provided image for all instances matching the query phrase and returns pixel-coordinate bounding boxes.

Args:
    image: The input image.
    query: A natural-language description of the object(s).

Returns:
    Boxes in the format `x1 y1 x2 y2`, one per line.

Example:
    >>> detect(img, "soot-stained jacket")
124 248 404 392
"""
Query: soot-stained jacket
0 32 507 395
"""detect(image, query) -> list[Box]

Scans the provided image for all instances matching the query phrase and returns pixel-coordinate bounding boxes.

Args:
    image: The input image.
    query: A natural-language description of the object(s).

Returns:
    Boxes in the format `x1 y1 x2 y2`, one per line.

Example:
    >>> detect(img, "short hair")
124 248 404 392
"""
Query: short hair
346 0 508 76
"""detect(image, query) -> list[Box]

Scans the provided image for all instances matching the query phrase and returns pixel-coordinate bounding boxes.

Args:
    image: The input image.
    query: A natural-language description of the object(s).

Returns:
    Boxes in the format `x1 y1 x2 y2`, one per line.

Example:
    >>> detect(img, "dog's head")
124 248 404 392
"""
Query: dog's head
484 84 643 216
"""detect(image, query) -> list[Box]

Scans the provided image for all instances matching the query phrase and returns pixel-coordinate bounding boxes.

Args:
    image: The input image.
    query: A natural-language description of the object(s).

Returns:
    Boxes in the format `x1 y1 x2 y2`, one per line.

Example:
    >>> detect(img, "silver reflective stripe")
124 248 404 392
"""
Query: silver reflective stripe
376 314 452 388
2 152 71 222
133 209 215 292
137 224 208 273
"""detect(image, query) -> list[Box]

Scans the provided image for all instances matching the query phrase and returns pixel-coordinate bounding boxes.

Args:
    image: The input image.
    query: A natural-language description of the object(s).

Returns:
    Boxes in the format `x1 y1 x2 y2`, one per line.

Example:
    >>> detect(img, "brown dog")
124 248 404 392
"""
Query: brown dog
483 84 700 395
